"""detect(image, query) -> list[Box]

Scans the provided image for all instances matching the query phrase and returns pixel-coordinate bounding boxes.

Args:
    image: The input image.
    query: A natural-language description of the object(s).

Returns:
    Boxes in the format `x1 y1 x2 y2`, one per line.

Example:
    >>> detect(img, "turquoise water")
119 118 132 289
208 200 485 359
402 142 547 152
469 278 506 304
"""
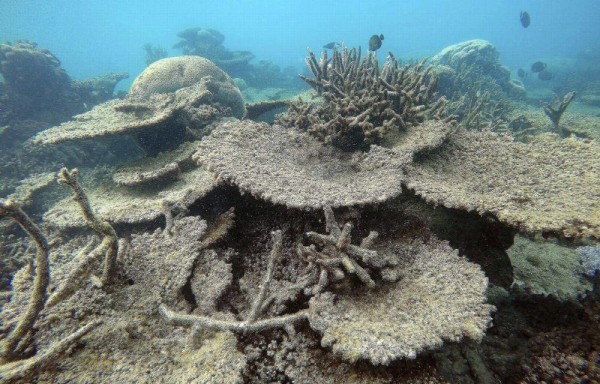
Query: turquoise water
2 0 599 89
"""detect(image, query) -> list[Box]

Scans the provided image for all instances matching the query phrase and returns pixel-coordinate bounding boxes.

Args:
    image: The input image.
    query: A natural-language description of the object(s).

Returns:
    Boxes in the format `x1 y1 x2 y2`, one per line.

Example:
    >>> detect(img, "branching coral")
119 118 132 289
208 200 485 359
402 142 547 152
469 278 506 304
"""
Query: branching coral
296 206 380 294
57 168 118 287
279 45 449 151
0 200 49 361
160 230 310 335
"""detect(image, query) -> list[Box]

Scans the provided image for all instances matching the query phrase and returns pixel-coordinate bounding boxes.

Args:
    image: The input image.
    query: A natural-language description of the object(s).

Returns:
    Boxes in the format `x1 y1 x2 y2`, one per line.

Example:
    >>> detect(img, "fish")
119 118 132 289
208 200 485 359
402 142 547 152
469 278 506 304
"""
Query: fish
323 42 339 50
369 34 384 52
517 68 526 78
538 70 553 81
520 11 530 28
531 61 547 73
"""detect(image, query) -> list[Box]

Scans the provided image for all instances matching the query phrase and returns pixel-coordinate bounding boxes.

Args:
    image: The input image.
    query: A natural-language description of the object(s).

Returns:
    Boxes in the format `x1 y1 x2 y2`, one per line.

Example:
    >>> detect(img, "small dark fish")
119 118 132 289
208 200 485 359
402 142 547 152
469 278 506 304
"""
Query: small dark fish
531 61 547 73
323 42 339 49
369 34 384 51
520 11 530 28
517 68 526 78
538 70 554 81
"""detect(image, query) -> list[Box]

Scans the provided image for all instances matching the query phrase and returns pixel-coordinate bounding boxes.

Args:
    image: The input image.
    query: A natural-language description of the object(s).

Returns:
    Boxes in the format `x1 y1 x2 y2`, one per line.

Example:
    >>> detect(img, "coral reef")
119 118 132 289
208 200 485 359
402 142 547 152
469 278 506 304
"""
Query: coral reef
44 151 217 229
431 39 525 100
71 72 129 107
2 38 599 383
430 39 524 131
33 56 245 155
173 27 255 75
280 46 449 151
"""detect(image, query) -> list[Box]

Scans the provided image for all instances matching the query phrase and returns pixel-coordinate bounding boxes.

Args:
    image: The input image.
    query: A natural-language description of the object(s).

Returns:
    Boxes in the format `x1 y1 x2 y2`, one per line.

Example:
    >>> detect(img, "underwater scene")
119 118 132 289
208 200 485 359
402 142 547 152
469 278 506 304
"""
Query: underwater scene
0 0 599 383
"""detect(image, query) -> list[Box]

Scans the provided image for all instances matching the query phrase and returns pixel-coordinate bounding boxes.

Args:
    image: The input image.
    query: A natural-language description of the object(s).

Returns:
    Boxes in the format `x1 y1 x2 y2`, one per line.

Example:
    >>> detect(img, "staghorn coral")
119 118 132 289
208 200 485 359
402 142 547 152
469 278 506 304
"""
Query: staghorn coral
160 230 310 334
193 119 409 209
33 56 245 155
279 45 449 151
57 168 119 287
0 200 50 361
307 236 494 365
404 130 600 241
0 200 102 382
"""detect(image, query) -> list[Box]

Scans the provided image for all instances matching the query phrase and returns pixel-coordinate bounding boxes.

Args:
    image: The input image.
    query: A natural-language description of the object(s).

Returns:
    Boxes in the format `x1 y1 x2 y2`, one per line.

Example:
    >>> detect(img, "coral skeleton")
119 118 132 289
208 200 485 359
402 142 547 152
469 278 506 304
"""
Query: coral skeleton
297 206 379 294
0 200 49 360
160 230 309 335
57 168 118 287
543 91 576 137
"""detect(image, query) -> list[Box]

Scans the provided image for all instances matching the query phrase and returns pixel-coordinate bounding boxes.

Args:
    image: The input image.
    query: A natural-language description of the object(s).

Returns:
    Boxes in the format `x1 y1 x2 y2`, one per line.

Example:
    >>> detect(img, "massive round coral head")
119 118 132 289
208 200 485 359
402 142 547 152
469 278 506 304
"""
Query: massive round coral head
130 56 233 97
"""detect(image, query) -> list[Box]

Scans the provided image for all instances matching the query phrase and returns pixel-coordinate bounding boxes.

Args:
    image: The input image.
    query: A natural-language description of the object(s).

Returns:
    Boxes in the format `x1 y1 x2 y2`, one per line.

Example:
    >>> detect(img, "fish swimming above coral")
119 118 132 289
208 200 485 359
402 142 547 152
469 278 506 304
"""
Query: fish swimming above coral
531 61 547 73
368 34 384 51
517 68 526 78
322 42 339 49
520 11 531 28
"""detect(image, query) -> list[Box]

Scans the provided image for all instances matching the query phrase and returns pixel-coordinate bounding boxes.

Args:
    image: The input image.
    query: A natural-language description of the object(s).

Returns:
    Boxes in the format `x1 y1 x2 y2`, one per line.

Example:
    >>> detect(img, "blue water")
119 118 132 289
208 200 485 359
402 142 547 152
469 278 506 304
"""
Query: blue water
1 0 600 90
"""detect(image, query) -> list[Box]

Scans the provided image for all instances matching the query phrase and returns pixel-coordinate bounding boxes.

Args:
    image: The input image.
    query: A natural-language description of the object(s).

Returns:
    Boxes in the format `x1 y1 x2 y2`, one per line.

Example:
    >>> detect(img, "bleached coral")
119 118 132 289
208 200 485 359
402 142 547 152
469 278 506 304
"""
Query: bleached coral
193 119 408 209
307 237 494 365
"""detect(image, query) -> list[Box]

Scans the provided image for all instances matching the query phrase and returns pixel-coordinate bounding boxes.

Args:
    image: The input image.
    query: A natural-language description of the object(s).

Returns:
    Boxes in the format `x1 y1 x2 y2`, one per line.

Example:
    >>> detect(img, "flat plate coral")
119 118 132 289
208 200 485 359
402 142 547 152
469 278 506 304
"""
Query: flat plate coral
404 130 600 240
308 237 493 365
43 165 216 229
193 119 410 209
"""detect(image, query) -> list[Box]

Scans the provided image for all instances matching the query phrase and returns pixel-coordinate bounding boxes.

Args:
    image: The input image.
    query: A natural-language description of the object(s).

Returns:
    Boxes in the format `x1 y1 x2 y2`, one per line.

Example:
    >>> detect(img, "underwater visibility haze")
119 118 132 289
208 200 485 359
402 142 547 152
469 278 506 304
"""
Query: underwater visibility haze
0 1 599 383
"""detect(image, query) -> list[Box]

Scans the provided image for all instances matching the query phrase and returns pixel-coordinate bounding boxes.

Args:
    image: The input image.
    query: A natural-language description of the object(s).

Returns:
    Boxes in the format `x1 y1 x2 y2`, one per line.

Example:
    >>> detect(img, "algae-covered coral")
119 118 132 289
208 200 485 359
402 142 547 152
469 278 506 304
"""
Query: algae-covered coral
1 38 600 383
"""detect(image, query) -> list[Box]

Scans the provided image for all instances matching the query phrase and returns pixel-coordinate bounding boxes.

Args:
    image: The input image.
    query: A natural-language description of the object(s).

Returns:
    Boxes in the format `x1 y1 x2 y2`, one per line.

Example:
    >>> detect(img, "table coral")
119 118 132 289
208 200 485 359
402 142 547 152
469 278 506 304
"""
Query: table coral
193 119 409 209
308 237 494 365
404 130 600 241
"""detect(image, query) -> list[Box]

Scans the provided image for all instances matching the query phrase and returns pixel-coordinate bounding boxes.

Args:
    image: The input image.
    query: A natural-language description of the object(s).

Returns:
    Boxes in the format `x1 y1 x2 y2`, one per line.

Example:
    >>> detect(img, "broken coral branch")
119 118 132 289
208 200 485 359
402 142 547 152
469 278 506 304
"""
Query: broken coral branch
0 199 50 361
543 91 576 137
58 168 119 286
0 320 102 382
160 230 308 336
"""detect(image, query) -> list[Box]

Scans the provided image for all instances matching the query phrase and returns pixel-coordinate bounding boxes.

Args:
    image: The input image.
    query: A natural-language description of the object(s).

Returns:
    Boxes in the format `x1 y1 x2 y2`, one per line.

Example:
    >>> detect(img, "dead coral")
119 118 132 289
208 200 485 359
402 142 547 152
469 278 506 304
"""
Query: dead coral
543 91 576 137
194 119 408 209
296 206 380 294
160 230 310 334
404 130 600 241
57 168 119 286
308 237 494 365
279 45 449 151
0 200 49 361
112 140 197 187
44 162 217 230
